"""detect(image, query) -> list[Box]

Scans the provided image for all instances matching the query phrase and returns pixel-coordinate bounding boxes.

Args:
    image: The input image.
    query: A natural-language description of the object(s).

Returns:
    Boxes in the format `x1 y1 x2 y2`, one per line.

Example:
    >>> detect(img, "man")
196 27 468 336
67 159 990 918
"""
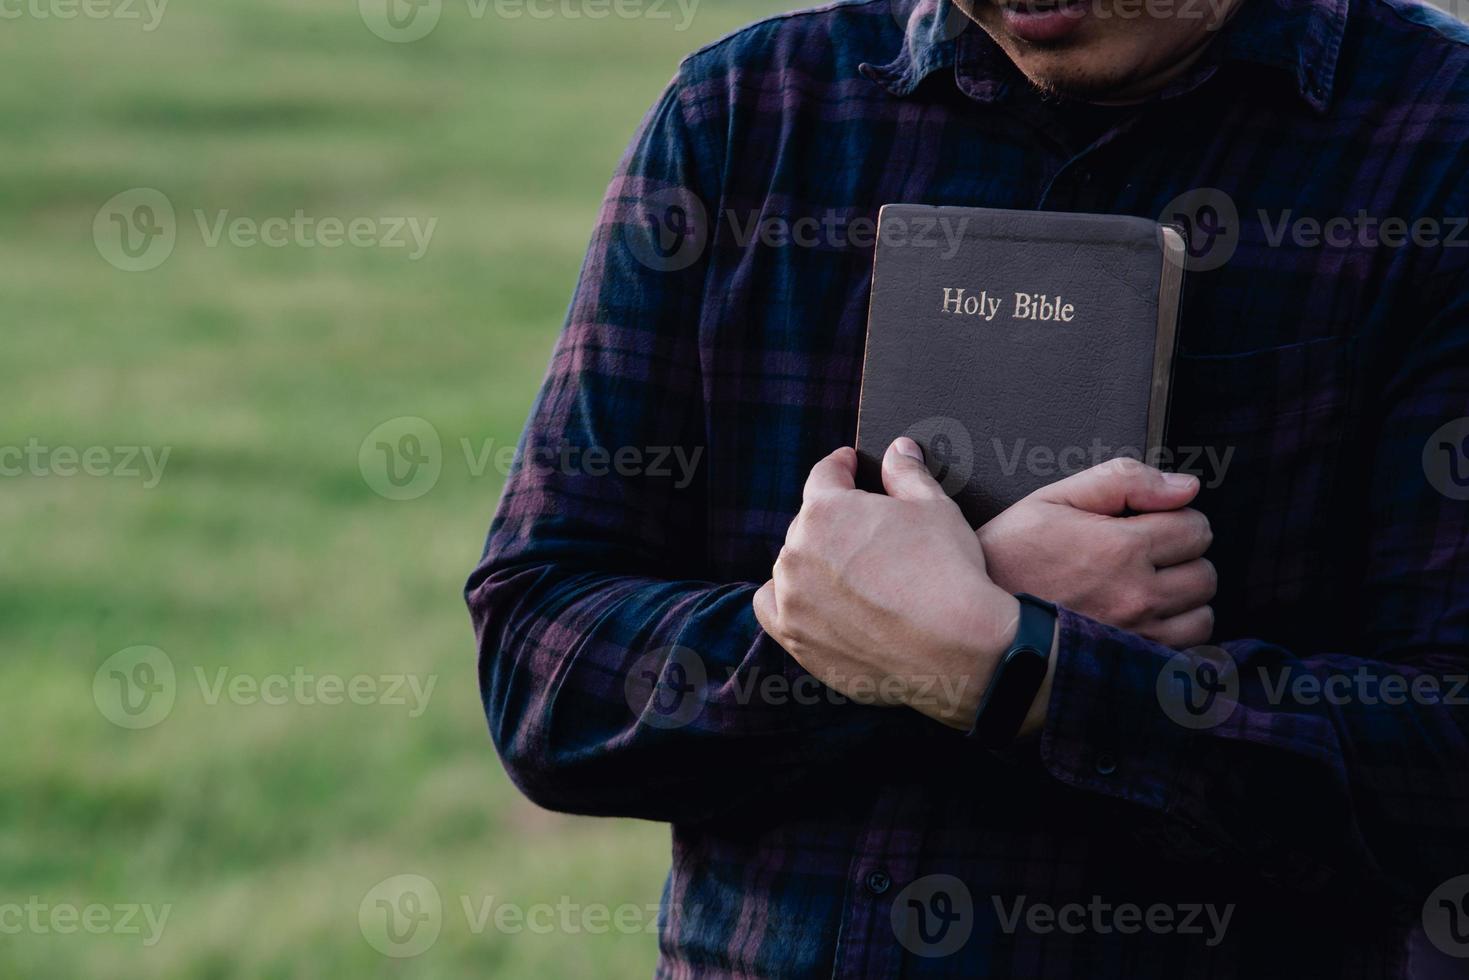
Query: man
466 0 1469 974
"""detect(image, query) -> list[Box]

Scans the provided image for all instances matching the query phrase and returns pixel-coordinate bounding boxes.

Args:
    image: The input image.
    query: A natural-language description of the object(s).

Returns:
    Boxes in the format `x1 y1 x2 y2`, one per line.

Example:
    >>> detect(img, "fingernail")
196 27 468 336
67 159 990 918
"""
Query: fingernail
1163 472 1197 489
891 437 923 461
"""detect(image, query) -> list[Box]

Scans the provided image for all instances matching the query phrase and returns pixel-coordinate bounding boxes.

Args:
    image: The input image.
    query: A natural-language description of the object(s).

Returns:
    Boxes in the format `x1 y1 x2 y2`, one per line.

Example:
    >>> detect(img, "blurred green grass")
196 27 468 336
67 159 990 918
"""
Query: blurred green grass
0 1 789 976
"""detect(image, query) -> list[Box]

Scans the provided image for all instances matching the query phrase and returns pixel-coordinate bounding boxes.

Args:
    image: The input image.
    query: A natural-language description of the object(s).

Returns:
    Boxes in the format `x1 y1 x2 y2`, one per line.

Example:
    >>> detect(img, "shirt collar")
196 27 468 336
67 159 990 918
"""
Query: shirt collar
859 0 1348 113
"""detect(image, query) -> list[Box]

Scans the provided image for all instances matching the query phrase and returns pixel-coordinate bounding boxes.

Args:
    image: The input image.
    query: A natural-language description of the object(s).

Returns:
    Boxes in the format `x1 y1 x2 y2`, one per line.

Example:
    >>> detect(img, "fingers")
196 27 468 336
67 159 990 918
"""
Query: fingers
1035 456 1199 516
1143 604 1215 649
880 437 949 502
1127 509 1213 567
802 446 858 502
1151 558 1218 617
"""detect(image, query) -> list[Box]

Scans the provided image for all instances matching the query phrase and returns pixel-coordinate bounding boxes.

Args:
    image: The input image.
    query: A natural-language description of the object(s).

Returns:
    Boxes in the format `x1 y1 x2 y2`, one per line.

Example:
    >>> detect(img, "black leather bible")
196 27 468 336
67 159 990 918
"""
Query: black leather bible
855 204 1186 526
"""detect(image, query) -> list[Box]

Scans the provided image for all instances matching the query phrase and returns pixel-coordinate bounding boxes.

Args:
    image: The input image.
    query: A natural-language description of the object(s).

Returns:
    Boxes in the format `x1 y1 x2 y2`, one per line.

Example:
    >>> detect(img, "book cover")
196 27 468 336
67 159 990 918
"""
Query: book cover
855 204 1186 526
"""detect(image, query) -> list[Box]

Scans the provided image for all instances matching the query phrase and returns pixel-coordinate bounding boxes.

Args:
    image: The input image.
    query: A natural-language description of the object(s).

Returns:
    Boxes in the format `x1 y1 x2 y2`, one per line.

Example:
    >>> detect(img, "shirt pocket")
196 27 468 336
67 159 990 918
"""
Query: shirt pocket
1165 337 1356 642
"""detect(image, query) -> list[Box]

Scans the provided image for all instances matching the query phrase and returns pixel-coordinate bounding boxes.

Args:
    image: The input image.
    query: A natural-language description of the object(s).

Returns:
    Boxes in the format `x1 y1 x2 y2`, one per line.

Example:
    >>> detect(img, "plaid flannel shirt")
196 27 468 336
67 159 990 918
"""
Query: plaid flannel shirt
467 0 1469 974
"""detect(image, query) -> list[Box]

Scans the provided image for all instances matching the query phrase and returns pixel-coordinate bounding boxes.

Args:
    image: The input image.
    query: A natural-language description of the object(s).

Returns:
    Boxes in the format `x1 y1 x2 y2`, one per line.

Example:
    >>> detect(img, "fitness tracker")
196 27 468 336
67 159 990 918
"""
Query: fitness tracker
967 593 1058 747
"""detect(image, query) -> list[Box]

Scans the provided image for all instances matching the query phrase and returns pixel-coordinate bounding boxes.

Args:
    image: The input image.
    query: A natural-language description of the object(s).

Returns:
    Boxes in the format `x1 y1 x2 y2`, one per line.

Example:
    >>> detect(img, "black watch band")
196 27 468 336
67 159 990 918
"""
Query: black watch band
967 593 1058 748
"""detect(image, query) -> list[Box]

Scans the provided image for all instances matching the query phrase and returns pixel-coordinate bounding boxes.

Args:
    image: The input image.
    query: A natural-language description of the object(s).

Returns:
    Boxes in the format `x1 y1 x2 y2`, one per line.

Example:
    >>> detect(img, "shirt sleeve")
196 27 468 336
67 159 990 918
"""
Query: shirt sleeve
1038 254 1469 906
464 71 925 825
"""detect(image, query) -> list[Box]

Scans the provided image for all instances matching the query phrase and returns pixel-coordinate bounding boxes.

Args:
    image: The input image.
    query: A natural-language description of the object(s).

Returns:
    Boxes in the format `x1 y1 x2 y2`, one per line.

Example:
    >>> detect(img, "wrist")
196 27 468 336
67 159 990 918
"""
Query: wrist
962 590 1059 743
980 587 1024 663
937 587 1020 730
1015 616 1059 739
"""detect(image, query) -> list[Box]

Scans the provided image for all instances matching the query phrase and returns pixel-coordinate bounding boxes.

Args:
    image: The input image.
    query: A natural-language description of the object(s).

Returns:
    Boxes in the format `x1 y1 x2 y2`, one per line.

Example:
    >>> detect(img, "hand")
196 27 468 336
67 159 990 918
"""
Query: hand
753 439 1024 731
977 456 1216 649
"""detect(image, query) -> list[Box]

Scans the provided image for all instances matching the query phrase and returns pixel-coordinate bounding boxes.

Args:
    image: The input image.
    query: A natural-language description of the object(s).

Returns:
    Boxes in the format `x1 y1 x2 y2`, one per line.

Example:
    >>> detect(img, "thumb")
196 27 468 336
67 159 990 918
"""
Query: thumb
1035 457 1199 516
881 437 949 502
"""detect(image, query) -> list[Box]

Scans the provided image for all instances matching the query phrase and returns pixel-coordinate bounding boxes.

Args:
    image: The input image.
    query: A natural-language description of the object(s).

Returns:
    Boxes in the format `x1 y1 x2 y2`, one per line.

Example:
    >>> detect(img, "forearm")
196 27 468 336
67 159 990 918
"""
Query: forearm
469 555 925 824
1037 608 1469 901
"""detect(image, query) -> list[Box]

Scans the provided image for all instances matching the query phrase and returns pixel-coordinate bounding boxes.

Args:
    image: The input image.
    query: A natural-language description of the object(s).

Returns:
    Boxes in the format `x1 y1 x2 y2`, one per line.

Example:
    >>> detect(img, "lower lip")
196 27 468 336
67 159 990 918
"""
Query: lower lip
999 0 1088 43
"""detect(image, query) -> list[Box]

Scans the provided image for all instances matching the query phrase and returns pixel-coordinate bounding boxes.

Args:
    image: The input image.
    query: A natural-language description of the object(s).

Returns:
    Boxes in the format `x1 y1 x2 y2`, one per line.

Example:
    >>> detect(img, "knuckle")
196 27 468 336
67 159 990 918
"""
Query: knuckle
1200 559 1219 597
783 525 817 565
1181 606 1215 648
778 580 810 617
1105 455 1146 479
782 621 809 649
800 493 851 533
1190 510 1215 552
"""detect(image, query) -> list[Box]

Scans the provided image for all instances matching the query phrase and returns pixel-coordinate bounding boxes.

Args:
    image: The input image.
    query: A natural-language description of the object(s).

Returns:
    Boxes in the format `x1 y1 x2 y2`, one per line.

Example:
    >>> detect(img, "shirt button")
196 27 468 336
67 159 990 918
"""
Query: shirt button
865 869 892 895
1095 751 1118 776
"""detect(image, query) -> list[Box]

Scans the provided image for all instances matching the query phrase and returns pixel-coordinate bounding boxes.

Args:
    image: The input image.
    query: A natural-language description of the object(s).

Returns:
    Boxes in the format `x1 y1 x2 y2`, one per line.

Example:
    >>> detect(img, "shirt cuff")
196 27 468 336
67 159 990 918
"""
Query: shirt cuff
1038 607 1192 813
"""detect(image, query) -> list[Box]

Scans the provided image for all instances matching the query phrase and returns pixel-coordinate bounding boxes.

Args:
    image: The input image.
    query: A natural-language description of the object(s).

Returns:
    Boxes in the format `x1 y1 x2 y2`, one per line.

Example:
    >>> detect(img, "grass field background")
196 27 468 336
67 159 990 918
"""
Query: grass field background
0 1 790 976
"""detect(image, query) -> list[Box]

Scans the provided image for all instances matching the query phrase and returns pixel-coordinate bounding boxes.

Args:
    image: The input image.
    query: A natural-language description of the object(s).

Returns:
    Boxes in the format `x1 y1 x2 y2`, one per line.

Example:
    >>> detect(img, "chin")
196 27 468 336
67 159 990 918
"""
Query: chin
1005 55 1125 97
1002 34 1157 99
970 11 1134 95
